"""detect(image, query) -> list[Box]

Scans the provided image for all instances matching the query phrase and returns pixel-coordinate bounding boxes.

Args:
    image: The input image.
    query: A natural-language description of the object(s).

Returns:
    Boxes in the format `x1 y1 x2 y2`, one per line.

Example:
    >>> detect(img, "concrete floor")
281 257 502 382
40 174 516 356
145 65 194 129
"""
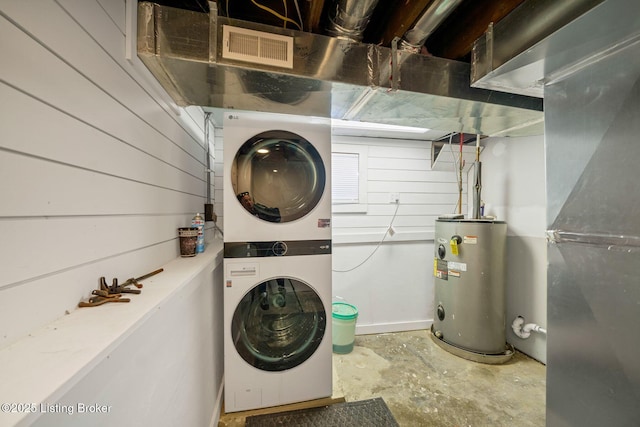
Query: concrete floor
219 329 546 426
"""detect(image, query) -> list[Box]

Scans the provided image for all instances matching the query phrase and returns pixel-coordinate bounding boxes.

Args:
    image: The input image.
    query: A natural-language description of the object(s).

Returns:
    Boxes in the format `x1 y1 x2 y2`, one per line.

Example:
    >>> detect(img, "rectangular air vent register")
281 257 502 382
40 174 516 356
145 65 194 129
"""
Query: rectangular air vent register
222 25 294 69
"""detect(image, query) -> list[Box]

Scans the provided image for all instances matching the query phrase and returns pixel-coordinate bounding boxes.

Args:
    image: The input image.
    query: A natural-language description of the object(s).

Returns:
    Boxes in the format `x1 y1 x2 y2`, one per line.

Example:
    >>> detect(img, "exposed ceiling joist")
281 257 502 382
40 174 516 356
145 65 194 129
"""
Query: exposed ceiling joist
426 0 526 60
306 0 325 33
365 0 433 47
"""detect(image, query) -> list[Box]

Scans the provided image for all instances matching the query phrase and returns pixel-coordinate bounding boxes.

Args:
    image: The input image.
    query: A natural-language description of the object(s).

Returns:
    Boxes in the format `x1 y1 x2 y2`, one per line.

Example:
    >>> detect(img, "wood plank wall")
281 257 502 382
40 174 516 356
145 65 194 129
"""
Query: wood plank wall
0 0 214 349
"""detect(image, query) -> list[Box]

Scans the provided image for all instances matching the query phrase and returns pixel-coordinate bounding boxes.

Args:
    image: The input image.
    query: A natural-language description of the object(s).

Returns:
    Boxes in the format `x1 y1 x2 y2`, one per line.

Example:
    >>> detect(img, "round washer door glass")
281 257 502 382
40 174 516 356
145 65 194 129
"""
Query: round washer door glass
233 130 326 223
231 278 326 372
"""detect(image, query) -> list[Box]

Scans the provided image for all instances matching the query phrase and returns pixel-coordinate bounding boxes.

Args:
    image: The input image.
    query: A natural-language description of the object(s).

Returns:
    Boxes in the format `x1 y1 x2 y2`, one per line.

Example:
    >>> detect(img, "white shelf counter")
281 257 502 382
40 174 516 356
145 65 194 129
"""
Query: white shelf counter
0 239 223 427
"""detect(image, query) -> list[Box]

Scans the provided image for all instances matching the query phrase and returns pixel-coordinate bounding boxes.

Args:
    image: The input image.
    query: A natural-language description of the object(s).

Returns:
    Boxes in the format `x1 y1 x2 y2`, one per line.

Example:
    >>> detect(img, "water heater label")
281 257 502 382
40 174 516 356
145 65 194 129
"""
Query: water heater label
448 261 467 272
463 235 478 244
434 259 448 280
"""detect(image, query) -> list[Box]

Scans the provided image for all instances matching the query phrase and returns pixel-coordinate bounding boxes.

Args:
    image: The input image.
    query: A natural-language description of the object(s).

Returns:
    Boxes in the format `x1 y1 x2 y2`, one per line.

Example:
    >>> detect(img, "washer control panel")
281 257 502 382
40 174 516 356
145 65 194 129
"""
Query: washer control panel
224 240 331 258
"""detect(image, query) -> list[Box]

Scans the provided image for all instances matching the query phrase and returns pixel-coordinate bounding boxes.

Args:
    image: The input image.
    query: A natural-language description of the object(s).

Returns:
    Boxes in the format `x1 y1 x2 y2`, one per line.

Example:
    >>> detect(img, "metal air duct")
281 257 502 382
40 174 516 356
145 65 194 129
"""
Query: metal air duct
377 0 463 97
400 0 465 53
471 0 606 97
137 2 544 137
325 0 381 42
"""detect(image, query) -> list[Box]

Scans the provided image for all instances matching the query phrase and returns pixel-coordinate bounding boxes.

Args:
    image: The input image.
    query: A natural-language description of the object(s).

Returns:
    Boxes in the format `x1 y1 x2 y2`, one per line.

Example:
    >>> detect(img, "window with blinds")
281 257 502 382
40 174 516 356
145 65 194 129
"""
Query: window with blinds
331 145 368 213
332 152 360 204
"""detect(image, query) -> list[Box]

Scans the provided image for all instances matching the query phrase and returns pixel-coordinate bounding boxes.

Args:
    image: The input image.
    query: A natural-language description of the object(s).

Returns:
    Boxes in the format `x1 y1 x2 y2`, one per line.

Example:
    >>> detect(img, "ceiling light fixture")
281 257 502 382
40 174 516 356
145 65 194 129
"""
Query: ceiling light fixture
331 119 430 134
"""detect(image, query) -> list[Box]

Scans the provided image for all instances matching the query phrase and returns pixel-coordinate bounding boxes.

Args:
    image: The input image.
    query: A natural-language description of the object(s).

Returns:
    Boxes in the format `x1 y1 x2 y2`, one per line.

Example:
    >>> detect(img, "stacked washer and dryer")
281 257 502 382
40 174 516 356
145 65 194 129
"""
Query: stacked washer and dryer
222 112 332 412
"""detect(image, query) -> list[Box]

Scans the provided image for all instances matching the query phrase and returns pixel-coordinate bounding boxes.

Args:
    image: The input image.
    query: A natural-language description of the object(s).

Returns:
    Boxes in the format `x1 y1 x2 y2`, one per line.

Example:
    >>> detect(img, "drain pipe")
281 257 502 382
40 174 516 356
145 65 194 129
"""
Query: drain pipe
400 0 464 53
325 0 381 42
512 316 547 339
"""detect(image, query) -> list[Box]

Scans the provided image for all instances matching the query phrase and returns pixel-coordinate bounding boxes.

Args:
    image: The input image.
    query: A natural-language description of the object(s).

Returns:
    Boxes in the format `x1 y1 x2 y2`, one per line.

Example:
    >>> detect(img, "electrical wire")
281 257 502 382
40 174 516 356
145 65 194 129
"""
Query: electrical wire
282 0 287 29
250 0 303 31
293 0 304 31
332 202 401 273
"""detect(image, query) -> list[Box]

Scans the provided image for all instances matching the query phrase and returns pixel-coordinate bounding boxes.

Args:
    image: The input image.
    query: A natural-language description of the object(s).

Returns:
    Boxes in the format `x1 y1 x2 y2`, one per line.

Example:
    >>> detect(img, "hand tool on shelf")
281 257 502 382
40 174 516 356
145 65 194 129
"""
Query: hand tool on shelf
104 277 141 295
120 268 164 289
78 268 163 307
78 293 130 307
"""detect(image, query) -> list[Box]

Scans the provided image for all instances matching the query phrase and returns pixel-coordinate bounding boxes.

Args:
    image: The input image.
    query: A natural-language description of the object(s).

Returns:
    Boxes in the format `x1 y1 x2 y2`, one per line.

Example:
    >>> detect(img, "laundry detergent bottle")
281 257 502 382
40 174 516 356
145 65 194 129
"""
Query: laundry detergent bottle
192 212 205 253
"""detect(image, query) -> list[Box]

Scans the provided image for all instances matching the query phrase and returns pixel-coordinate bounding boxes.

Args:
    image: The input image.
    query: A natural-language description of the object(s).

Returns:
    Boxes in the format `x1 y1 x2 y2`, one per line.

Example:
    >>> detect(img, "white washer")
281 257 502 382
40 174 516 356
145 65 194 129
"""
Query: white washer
223 111 331 243
223 253 332 412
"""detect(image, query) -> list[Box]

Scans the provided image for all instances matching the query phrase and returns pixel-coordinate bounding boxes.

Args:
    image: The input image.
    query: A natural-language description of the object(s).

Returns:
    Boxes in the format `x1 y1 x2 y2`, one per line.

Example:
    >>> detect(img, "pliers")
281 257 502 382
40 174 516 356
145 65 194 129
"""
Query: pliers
102 277 142 295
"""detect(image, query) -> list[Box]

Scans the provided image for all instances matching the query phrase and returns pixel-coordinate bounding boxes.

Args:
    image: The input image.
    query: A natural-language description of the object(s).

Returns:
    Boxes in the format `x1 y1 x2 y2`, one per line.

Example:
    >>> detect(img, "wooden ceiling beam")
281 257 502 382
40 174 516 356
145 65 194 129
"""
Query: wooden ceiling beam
425 0 526 60
305 0 326 33
364 0 434 46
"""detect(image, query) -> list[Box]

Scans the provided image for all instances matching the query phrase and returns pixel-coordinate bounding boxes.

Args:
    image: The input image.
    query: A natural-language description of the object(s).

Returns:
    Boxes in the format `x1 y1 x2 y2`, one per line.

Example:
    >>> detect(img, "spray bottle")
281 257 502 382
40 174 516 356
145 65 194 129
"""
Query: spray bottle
192 213 205 253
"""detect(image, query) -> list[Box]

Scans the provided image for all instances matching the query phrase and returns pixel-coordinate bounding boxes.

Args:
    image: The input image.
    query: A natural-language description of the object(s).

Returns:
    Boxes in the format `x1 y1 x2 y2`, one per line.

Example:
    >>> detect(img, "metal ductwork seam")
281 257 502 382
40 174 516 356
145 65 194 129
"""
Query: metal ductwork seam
401 0 464 53
325 0 381 42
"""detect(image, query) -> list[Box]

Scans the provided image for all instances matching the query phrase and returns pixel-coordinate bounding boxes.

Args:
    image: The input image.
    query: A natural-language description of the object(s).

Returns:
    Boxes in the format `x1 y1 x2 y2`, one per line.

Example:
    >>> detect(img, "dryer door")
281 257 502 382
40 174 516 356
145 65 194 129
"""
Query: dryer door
231 277 327 372
232 130 326 223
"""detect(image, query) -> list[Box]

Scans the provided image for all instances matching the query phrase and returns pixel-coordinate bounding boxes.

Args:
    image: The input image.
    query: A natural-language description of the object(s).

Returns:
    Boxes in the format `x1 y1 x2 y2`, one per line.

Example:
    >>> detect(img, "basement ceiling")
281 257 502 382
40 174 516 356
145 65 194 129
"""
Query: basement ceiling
136 0 558 138
144 0 525 63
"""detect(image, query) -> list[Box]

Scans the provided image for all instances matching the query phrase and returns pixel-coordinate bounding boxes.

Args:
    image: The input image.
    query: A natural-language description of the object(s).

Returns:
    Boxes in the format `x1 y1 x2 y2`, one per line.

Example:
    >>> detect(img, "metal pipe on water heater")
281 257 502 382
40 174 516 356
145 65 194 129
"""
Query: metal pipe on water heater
472 134 482 219
458 133 463 214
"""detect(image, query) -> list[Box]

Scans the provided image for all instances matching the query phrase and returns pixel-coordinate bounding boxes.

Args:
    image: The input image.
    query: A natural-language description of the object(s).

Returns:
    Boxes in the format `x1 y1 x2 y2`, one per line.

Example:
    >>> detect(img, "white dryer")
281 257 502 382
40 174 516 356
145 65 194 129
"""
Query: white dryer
223 111 331 243
223 250 332 413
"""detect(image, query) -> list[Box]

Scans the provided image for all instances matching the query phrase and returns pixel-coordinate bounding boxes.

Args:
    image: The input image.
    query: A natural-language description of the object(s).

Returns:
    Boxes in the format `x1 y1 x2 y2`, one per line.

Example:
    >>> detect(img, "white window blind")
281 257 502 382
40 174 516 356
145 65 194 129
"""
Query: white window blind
332 152 360 204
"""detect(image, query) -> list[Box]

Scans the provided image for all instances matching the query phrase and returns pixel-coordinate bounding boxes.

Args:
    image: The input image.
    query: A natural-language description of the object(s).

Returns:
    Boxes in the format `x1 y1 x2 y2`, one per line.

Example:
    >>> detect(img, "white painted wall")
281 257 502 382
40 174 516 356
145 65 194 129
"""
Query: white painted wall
331 135 467 334
330 133 547 364
479 135 547 363
0 1 224 425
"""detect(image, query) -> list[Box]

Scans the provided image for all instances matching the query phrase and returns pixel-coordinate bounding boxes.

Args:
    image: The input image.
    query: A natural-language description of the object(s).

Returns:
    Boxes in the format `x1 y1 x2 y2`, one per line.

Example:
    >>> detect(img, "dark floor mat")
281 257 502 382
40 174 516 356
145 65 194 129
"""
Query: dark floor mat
244 397 399 427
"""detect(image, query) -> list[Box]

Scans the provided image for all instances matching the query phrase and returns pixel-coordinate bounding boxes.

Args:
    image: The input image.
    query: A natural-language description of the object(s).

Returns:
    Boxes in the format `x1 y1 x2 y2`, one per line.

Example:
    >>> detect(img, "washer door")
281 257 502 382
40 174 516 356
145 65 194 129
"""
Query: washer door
232 130 326 223
231 277 327 372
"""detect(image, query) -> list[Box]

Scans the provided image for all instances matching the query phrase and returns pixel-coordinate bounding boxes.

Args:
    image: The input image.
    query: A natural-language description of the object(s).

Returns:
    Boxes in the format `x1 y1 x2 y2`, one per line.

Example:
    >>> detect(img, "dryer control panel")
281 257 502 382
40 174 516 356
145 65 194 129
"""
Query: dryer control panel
224 240 331 258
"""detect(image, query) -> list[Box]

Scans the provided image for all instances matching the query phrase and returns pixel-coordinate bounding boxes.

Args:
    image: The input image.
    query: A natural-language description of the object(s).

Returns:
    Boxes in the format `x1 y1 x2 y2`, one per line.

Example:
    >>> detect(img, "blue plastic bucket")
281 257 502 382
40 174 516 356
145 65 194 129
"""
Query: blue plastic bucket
332 302 358 354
